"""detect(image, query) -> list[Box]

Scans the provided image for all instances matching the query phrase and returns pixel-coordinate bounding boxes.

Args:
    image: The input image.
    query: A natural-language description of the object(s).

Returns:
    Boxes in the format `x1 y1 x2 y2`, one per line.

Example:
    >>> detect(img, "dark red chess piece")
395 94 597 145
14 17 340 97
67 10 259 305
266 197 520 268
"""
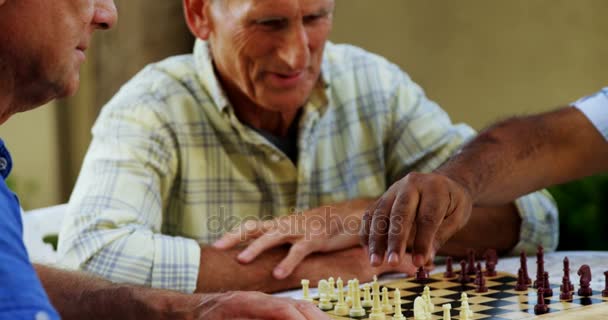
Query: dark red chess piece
563 257 574 292
603 271 608 298
474 262 482 285
543 272 553 297
520 251 531 284
476 268 488 293
577 264 593 297
534 246 544 288
444 256 455 278
515 268 528 291
458 260 471 284
415 266 429 281
560 274 573 300
534 287 548 315
484 249 498 277
466 249 476 275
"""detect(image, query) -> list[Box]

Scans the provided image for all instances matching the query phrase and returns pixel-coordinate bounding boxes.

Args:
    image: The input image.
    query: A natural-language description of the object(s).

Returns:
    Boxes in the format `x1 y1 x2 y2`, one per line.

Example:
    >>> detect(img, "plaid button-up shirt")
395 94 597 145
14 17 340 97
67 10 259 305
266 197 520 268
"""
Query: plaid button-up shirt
58 40 558 293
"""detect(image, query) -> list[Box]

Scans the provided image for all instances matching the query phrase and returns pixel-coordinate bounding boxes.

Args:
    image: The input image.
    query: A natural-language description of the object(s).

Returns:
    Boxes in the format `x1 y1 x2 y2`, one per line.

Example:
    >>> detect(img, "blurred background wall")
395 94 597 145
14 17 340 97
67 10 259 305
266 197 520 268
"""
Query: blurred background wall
0 1 606 223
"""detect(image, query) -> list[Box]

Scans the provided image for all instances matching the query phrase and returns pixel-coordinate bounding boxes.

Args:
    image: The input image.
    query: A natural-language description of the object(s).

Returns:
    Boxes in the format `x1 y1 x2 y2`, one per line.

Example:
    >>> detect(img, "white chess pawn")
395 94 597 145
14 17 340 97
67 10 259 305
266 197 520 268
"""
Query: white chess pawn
301 279 313 302
333 278 349 316
349 279 367 318
392 289 405 320
317 279 333 311
369 281 385 320
442 303 452 320
382 287 393 313
345 280 353 307
328 277 337 302
459 293 473 320
362 283 373 307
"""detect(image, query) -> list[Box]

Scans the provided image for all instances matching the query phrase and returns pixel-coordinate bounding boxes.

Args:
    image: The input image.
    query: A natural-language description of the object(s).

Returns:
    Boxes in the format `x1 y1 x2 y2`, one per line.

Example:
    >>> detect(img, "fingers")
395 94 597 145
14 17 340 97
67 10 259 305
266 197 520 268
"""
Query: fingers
237 231 288 263
386 186 419 266
412 187 449 267
294 300 331 320
431 200 471 256
273 242 313 280
213 220 265 249
359 203 374 248
368 193 397 266
380 253 418 275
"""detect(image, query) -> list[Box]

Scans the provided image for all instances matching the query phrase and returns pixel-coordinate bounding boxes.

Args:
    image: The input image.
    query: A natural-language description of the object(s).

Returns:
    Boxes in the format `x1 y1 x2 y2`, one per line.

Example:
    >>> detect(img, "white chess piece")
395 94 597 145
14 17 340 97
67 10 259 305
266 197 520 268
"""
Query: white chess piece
392 289 406 320
328 277 337 301
301 279 313 302
362 283 373 307
369 281 385 320
317 279 333 311
345 280 353 307
459 292 473 320
333 278 349 316
382 287 393 313
413 296 428 320
422 286 434 317
442 303 452 320
349 279 366 318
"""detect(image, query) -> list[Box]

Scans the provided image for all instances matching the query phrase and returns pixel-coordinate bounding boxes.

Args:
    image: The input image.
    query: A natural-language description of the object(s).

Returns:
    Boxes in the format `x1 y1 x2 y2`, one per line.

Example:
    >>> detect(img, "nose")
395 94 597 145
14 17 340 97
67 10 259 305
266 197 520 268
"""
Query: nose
93 0 118 30
277 23 310 71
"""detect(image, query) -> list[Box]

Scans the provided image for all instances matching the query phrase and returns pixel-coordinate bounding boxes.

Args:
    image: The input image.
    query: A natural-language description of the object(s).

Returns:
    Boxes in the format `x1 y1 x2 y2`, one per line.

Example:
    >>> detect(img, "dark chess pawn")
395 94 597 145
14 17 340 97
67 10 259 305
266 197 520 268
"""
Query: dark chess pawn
415 266 429 281
520 251 531 284
534 246 544 288
515 268 529 291
466 249 477 275
458 260 471 284
577 264 593 297
534 287 548 315
444 256 455 278
476 268 488 293
474 262 482 285
543 272 553 297
484 249 498 277
603 271 608 298
563 257 574 292
560 275 573 300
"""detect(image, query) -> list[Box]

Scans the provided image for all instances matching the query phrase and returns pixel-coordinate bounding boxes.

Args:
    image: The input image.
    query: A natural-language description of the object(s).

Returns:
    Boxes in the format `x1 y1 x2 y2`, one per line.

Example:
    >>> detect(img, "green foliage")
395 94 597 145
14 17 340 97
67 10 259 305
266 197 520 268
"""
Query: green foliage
549 174 608 250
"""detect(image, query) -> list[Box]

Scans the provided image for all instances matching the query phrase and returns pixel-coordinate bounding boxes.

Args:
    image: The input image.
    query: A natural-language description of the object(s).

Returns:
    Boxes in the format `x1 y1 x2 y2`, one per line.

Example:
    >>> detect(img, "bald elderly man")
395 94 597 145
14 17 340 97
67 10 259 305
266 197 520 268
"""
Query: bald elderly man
59 0 558 294
0 0 326 319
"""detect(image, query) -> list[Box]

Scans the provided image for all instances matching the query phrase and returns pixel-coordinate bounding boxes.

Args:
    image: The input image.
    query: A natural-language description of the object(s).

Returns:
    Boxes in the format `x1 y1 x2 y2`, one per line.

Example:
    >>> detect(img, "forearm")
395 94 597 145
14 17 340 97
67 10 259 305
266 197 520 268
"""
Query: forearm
35 264 176 320
437 107 608 206
437 204 520 257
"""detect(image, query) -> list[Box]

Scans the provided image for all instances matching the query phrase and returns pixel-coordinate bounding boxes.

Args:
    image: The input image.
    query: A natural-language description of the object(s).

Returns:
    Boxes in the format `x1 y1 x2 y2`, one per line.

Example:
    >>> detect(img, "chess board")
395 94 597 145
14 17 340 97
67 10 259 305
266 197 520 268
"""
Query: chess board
314 271 608 319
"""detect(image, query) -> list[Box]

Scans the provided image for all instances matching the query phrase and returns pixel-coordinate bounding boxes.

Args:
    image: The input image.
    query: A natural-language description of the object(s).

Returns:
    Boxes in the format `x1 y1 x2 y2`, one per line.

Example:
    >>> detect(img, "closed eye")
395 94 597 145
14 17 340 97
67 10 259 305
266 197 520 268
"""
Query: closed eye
255 17 288 30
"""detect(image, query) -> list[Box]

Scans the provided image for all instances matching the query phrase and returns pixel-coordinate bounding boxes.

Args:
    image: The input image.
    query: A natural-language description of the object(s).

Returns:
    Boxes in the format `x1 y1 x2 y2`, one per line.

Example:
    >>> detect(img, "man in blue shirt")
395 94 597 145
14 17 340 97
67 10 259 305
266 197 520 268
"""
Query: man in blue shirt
0 0 327 319
361 88 608 268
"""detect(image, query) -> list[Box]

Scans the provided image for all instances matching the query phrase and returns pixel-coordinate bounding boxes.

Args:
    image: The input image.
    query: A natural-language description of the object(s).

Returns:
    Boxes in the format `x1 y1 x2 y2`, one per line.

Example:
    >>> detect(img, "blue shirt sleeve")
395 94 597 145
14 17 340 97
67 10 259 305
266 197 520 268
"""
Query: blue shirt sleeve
573 87 608 141
0 140 60 320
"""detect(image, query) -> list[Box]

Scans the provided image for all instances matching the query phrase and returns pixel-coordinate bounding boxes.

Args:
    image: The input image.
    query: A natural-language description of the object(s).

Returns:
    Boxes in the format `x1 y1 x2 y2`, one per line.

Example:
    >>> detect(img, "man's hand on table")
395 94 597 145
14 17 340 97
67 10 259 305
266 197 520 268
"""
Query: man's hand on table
359 172 473 268
144 290 329 320
213 199 380 279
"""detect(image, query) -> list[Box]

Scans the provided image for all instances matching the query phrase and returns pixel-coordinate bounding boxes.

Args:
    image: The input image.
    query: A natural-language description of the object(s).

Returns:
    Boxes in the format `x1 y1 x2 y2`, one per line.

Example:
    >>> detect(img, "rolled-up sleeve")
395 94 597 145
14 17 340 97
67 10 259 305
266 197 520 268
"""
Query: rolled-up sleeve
58 95 200 293
385 72 559 255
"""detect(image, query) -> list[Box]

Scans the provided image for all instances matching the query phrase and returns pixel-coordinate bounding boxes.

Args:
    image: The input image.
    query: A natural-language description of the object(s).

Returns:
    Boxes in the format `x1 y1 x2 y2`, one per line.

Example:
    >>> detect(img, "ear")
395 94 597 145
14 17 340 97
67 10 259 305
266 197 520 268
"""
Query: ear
183 0 212 40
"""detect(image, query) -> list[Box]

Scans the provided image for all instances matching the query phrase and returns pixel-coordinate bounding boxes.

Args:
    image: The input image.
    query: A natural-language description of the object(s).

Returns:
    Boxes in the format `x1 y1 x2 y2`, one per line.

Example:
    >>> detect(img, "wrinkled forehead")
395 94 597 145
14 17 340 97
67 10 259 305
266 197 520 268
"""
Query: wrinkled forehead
220 0 335 18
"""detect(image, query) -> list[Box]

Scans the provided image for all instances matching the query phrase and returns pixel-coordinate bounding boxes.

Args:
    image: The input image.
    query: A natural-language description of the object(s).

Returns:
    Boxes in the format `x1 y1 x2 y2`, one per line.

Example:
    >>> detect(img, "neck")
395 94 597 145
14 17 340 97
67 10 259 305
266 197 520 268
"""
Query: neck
233 104 299 137
0 61 16 124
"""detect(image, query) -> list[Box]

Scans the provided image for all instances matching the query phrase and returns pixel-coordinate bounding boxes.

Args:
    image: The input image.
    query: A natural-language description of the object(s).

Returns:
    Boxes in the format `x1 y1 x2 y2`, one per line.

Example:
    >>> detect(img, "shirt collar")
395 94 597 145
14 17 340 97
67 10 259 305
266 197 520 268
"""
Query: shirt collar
0 139 13 180
193 39 331 115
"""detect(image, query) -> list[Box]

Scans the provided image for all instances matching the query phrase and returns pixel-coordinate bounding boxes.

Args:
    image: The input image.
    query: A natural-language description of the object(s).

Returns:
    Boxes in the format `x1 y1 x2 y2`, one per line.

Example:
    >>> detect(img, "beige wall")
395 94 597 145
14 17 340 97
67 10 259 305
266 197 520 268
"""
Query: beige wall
331 0 608 129
2 0 607 208
0 103 61 210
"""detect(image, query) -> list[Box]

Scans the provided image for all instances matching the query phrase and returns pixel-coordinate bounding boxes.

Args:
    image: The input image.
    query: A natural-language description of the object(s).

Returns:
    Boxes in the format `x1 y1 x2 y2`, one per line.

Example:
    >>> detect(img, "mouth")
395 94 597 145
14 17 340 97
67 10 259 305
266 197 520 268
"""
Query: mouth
267 71 306 88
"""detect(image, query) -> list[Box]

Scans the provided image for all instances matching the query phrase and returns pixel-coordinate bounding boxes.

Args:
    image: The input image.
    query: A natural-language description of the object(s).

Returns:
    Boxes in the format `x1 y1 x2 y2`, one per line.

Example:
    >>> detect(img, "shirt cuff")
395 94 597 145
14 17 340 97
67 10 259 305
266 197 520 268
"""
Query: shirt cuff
152 234 201 293
510 190 559 255
573 87 608 141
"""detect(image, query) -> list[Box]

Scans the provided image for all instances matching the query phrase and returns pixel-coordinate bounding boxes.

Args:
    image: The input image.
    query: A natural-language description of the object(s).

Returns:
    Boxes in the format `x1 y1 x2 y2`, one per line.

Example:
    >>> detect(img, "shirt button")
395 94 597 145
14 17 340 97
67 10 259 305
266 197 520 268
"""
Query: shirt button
270 154 281 163
35 311 50 320
0 157 6 171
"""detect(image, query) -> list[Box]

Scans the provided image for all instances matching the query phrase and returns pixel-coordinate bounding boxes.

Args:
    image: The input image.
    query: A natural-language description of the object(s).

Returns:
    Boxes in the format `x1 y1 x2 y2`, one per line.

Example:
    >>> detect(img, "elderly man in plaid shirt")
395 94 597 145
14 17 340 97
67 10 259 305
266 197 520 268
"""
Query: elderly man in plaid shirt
59 0 558 294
